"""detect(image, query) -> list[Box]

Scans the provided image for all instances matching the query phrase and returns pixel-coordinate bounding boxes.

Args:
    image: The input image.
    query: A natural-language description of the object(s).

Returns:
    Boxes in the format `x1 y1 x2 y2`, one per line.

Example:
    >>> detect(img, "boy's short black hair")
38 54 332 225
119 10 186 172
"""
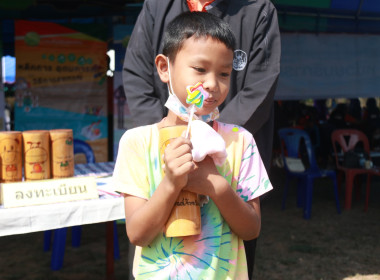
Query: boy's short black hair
162 11 236 61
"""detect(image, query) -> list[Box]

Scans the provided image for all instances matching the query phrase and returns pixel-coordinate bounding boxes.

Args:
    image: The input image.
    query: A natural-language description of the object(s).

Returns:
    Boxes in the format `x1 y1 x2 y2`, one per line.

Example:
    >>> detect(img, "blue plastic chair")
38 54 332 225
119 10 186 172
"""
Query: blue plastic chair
43 139 120 270
73 139 96 163
278 128 341 219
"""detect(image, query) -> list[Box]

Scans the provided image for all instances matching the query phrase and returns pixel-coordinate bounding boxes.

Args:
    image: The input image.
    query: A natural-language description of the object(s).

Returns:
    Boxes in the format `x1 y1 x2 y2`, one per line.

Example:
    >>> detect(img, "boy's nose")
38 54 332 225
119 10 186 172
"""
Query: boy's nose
203 74 218 94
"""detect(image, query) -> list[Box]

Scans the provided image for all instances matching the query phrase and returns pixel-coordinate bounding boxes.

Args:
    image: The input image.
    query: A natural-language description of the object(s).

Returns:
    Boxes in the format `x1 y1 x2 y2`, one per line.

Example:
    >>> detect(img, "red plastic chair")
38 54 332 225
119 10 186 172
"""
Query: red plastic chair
331 129 380 210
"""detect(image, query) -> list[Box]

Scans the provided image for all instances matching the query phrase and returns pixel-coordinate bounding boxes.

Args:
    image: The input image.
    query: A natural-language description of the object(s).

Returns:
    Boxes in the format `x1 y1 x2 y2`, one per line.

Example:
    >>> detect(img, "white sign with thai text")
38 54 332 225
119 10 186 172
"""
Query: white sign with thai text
0 176 99 208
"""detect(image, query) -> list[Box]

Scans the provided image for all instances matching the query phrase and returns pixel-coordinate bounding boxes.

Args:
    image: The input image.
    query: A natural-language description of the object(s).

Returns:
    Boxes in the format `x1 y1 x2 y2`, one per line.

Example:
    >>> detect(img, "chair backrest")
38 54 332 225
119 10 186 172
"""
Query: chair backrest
278 128 319 173
331 129 370 169
73 139 95 163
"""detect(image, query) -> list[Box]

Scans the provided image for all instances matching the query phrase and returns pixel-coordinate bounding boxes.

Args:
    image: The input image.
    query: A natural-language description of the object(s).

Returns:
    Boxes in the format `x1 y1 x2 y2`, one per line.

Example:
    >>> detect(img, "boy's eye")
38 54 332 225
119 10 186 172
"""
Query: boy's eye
193 67 205 73
220 72 230 77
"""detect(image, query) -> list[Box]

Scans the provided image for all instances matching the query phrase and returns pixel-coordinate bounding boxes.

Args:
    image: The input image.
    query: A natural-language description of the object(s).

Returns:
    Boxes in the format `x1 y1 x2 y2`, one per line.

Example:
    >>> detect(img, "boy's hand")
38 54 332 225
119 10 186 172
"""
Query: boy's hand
163 136 194 190
185 156 228 197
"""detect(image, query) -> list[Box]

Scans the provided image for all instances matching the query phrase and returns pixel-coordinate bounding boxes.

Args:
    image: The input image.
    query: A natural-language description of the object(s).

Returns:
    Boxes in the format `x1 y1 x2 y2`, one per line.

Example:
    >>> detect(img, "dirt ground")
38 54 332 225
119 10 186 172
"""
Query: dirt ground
0 166 379 280
255 166 380 280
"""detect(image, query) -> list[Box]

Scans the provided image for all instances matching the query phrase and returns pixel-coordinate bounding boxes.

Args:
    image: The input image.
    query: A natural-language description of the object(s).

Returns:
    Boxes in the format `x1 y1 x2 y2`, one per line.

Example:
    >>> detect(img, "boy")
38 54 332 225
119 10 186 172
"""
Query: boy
113 12 273 279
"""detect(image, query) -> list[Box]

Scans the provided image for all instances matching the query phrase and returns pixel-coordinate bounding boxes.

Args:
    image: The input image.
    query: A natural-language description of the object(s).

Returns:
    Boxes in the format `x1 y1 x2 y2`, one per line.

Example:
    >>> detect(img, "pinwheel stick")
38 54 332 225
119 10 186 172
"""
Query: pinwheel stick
185 104 195 138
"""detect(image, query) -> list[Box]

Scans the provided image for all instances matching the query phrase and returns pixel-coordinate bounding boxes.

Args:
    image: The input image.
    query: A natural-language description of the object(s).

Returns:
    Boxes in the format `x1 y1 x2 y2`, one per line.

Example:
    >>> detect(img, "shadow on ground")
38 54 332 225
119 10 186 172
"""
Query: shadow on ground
0 166 379 280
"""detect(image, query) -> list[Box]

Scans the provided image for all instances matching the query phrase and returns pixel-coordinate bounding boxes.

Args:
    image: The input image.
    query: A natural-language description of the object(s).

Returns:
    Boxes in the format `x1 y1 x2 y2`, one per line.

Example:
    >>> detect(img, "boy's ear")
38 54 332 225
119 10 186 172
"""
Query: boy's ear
155 54 169 83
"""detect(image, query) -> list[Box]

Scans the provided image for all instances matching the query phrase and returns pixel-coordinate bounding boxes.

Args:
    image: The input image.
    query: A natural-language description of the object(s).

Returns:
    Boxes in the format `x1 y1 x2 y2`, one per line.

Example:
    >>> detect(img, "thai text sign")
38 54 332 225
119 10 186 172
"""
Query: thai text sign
1 177 99 208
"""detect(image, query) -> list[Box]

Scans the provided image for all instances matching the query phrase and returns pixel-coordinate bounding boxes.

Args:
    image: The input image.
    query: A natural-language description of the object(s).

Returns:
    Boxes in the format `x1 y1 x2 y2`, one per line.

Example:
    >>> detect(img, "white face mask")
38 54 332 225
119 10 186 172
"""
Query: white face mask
164 57 219 123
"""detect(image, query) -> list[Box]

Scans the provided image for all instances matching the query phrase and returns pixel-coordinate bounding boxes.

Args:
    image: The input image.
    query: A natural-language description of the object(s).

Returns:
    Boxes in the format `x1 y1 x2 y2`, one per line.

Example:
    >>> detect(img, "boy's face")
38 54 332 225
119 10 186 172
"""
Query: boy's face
162 36 234 117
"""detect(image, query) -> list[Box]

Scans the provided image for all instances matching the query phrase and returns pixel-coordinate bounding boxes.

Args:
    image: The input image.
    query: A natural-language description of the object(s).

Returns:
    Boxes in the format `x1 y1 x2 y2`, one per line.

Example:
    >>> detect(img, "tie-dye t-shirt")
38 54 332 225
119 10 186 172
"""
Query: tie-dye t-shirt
113 121 272 280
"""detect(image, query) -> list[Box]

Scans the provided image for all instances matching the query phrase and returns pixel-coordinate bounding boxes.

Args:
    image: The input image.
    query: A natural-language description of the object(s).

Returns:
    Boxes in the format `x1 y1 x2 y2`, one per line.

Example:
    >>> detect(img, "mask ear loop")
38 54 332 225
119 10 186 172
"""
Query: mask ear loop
167 57 194 138
167 57 176 95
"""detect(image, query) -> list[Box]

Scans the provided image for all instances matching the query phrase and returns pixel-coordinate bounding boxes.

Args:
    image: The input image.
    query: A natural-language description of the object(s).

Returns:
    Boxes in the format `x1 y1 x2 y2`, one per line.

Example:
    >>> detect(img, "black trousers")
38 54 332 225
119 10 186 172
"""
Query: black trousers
244 238 257 280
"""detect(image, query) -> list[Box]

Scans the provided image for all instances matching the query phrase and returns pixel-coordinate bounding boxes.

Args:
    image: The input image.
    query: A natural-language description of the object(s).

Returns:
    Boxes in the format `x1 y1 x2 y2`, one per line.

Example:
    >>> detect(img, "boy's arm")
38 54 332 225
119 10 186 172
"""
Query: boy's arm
123 176 181 247
211 180 261 240
124 136 194 246
185 156 261 240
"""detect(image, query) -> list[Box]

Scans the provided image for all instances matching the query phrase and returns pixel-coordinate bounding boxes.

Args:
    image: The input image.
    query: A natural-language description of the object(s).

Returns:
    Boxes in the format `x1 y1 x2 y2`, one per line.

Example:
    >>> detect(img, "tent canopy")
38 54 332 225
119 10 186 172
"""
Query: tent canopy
0 0 379 34
273 0 380 34
0 0 143 20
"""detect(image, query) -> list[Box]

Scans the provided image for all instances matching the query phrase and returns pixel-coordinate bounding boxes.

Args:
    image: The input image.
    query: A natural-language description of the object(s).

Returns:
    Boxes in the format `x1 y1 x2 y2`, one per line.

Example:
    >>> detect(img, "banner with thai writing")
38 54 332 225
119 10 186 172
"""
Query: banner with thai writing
276 33 380 100
14 20 108 162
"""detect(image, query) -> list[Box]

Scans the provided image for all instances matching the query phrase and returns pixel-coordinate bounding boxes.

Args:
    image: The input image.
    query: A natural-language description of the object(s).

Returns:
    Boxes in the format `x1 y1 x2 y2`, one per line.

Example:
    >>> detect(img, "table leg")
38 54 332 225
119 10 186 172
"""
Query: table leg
106 221 115 280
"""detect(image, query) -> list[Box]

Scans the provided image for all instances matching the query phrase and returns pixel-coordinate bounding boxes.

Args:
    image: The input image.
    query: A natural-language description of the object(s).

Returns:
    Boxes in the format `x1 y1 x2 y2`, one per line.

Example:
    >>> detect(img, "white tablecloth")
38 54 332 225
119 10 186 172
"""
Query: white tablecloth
0 163 125 237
